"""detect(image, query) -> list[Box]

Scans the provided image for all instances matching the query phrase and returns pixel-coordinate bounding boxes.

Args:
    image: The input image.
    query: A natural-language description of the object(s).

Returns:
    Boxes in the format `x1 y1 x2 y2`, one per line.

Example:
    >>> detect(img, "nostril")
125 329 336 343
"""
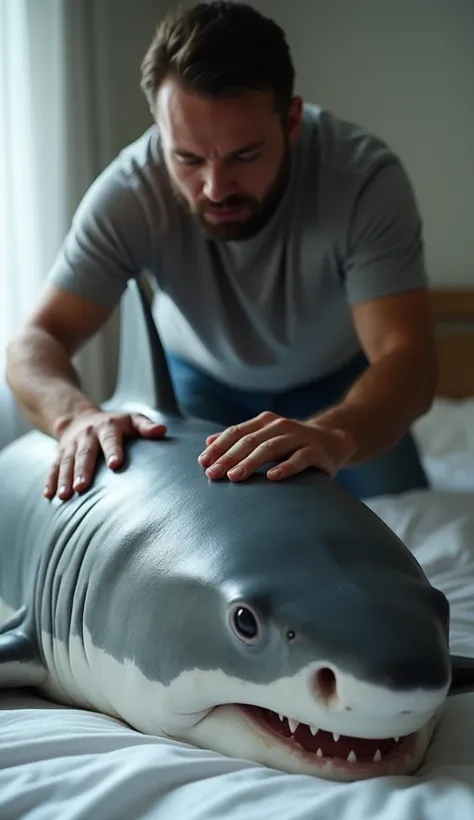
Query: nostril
314 666 337 705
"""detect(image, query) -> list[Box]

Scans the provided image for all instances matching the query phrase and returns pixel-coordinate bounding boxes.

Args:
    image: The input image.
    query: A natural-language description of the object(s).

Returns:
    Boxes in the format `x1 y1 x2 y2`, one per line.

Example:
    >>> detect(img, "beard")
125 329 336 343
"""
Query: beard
169 141 292 241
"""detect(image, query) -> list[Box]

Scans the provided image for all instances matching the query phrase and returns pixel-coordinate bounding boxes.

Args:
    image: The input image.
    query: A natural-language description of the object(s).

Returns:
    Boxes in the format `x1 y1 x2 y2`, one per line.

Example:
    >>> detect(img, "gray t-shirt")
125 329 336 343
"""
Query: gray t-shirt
47 103 427 391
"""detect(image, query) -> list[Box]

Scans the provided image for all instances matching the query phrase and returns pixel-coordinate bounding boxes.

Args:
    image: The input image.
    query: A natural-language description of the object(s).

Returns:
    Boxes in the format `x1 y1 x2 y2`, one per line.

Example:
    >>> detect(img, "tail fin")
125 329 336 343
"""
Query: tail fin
103 276 182 419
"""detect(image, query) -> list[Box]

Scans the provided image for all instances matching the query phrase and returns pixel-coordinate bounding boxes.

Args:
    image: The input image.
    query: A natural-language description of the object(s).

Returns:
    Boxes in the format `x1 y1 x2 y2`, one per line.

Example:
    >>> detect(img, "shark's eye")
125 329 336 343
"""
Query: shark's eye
231 605 260 643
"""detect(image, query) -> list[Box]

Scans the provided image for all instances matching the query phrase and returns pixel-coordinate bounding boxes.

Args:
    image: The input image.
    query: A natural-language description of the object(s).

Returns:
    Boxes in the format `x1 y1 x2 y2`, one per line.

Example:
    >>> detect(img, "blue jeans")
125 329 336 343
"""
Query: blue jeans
166 351 429 500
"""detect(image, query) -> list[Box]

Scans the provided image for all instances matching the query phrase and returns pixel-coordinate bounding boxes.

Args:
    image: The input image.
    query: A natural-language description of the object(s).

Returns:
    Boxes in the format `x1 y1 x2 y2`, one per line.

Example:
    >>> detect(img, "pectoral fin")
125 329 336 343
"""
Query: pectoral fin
0 611 46 688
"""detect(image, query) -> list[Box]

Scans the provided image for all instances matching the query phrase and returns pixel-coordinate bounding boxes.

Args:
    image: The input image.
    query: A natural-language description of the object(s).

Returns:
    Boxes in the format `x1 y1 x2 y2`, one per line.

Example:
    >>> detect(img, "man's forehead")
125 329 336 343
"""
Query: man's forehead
156 77 278 156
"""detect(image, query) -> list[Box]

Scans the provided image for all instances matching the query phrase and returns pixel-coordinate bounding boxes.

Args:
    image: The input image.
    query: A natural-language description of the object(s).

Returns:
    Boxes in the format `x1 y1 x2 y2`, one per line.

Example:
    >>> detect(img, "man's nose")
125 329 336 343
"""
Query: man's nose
202 163 234 203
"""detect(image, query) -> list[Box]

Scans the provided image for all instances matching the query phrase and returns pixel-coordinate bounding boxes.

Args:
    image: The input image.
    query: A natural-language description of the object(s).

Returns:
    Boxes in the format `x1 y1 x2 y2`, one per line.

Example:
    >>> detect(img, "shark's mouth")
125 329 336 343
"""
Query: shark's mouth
242 705 418 772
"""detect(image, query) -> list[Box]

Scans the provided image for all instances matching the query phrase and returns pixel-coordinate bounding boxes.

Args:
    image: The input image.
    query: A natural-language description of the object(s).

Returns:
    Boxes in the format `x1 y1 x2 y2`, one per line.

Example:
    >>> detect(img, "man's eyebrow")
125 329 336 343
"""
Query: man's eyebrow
172 141 266 159
230 141 266 155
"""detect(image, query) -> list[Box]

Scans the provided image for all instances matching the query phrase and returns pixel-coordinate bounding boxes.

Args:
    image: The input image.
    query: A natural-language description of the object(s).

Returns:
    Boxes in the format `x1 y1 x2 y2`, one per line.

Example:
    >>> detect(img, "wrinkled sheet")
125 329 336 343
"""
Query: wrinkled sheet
414 397 474 492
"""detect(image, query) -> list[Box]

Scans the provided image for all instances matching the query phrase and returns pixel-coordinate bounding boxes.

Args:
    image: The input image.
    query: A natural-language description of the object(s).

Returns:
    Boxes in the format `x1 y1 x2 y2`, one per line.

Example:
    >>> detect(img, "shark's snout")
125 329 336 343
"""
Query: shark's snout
306 659 449 740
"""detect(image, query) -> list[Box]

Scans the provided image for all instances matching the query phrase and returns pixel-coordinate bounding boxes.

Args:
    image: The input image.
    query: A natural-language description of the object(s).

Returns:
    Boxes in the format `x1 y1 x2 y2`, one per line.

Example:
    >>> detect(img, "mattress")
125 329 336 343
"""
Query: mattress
2 398 474 819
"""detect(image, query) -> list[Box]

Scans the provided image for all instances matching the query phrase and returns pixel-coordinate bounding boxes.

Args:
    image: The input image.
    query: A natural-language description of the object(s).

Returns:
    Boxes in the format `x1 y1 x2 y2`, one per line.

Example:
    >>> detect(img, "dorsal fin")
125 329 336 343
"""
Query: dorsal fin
103 277 182 419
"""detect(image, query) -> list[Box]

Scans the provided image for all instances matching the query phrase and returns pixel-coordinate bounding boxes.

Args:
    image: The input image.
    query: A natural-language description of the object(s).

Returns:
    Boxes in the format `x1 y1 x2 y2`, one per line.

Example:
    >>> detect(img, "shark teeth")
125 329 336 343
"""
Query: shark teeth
272 713 403 763
280 716 311 736
280 715 319 736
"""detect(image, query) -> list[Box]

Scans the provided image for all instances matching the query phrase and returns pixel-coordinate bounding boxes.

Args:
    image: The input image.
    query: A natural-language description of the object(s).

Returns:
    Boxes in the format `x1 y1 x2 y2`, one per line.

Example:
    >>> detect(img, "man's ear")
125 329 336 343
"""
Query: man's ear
287 95 303 145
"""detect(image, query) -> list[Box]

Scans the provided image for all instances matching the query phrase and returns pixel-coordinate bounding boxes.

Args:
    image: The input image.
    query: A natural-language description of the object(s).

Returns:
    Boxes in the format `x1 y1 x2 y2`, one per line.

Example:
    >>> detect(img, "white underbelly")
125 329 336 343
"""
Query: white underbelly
38 630 122 719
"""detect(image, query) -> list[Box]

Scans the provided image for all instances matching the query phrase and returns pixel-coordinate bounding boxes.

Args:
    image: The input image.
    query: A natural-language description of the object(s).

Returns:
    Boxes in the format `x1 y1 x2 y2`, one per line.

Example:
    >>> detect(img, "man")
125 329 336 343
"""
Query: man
5 1 437 502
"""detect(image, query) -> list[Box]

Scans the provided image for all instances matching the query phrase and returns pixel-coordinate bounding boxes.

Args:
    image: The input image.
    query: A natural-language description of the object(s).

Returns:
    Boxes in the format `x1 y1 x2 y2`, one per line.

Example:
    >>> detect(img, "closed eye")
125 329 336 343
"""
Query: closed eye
175 154 203 166
176 152 261 166
234 150 262 162
173 144 264 166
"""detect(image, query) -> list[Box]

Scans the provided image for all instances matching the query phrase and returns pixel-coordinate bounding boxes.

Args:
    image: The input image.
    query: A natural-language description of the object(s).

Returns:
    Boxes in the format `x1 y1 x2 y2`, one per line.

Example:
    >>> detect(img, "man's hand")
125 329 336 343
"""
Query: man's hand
198 411 354 482
44 410 167 500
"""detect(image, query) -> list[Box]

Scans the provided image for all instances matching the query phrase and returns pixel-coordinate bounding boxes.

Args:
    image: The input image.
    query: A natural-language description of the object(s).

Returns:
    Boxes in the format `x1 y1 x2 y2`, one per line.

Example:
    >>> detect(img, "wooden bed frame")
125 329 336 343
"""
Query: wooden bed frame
431 288 474 398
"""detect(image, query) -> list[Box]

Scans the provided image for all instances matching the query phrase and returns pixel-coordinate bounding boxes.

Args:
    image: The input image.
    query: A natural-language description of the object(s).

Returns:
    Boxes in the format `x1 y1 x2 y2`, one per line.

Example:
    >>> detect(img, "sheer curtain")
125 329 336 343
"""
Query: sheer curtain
0 0 42 447
0 0 119 450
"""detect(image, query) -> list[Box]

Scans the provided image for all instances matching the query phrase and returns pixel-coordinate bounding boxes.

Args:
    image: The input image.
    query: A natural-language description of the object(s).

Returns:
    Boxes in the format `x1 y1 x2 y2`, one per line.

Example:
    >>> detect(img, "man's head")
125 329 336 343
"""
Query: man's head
140 1 302 240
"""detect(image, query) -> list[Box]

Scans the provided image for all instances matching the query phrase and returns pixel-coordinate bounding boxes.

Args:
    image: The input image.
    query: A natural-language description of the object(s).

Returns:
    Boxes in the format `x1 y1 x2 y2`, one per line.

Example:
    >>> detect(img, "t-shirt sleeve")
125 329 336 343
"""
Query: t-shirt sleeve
46 161 153 308
342 160 428 304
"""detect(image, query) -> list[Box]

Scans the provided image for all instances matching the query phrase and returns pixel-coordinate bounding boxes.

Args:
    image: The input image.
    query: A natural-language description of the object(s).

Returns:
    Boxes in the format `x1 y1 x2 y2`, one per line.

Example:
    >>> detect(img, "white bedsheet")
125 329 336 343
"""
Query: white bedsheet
0 687 473 820
2 399 474 819
414 397 474 492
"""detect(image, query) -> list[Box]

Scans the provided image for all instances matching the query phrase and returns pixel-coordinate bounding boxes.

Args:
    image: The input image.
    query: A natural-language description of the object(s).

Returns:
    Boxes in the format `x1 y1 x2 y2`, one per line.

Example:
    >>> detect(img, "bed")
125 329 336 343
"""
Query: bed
1 287 474 820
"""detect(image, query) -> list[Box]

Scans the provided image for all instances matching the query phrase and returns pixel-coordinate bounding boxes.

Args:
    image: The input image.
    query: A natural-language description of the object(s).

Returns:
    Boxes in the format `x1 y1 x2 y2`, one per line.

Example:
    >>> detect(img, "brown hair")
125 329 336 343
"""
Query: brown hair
140 1 295 115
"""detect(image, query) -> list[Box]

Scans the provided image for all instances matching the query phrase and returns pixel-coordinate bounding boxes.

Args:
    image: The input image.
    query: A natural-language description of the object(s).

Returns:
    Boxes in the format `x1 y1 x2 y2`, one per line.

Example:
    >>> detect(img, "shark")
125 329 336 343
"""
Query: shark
1 278 473 783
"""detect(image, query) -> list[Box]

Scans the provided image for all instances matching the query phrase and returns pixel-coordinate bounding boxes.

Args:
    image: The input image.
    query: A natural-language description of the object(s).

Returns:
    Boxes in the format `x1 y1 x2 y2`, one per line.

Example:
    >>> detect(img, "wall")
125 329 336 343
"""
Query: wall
246 0 474 286
92 0 176 164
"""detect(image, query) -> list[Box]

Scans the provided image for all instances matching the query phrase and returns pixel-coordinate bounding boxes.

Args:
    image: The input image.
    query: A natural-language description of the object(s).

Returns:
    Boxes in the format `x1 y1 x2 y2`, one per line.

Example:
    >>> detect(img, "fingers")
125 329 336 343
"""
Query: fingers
205 433 220 446
43 412 167 502
54 447 77 500
72 433 100 494
267 446 320 480
197 412 340 483
199 412 279 468
207 433 298 481
44 434 100 501
43 459 61 499
95 414 165 469
96 417 125 470
131 414 167 438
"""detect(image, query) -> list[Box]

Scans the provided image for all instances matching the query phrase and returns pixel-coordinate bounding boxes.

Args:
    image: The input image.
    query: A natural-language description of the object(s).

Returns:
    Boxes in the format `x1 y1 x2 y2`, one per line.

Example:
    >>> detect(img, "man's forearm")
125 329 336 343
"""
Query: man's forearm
5 327 99 439
308 348 438 467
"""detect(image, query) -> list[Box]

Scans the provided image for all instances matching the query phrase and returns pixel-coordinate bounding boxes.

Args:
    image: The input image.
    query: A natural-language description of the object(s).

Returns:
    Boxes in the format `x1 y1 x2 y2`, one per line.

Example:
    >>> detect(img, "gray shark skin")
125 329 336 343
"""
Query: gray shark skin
1 278 473 783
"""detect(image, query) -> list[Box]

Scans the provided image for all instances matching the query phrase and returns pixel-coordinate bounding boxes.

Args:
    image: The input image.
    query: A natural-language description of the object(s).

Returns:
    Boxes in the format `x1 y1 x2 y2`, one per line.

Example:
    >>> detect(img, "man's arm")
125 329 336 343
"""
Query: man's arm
5 284 112 437
307 287 438 466
306 155 437 466
6 284 167 500
5 156 166 499
6 155 152 437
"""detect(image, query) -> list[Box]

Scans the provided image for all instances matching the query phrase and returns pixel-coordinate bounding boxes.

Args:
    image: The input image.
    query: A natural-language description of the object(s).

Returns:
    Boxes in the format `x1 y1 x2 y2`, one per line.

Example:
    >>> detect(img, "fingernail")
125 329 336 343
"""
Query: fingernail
199 452 211 466
268 468 282 479
107 456 118 467
73 475 84 488
228 466 245 479
206 464 223 478
58 485 68 495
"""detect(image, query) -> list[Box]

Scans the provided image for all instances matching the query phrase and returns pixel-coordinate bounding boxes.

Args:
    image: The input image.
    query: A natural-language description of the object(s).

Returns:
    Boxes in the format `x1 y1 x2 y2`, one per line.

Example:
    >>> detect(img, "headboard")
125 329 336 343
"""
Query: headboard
431 288 474 399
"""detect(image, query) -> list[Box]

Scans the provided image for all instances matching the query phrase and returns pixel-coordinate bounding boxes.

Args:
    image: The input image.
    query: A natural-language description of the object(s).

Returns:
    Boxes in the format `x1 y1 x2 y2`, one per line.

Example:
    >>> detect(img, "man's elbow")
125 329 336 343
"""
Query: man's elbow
4 325 39 390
